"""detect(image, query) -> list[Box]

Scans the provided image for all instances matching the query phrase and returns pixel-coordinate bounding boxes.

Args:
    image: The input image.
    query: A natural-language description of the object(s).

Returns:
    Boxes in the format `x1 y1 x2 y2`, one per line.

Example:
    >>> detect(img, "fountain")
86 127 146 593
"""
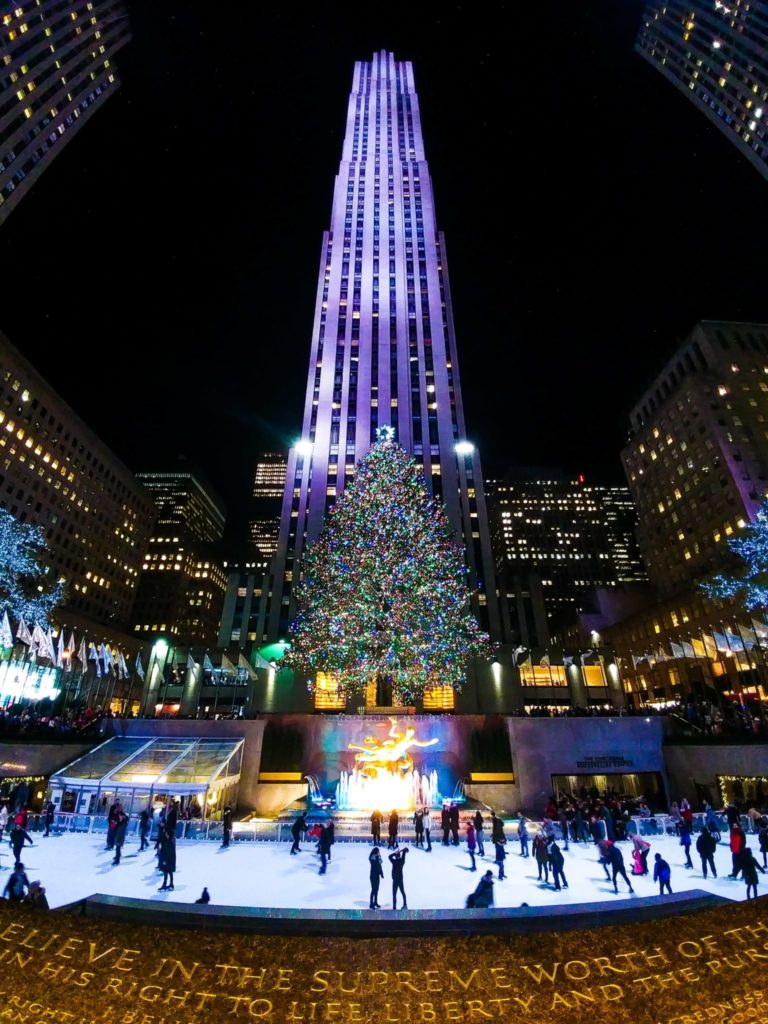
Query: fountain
335 717 442 811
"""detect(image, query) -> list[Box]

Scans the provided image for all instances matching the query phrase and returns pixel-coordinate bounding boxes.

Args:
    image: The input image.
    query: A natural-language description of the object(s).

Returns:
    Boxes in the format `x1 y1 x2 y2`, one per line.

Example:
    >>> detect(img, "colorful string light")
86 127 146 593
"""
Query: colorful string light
0 508 63 626
286 436 493 702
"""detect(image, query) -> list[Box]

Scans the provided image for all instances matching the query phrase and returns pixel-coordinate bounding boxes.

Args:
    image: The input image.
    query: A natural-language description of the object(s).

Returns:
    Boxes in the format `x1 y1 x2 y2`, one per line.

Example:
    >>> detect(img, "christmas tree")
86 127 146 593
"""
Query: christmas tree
287 431 492 703
700 500 768 609
0 508 64 626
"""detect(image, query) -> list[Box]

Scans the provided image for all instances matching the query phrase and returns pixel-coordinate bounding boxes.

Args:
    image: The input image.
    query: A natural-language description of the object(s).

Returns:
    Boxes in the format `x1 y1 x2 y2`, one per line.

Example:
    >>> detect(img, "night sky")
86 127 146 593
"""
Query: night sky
2 2 767 543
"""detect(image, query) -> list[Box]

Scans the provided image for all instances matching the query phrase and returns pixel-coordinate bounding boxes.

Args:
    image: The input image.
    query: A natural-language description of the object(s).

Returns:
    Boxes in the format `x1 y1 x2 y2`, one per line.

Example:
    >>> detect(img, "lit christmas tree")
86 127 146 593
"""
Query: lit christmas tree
287 431 493 703
0 508 64 626
701 500 768 609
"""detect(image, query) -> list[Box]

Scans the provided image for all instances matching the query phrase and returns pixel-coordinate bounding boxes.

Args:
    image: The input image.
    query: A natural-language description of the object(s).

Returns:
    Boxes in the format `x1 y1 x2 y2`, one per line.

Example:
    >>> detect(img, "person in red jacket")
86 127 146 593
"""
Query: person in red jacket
728 824 747 879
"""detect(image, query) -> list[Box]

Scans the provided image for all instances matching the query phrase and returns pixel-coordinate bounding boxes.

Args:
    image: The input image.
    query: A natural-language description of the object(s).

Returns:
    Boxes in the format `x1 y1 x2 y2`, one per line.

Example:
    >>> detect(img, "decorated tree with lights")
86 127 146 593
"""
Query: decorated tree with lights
0 508 64 626
700 500 768 610
287 431 492 703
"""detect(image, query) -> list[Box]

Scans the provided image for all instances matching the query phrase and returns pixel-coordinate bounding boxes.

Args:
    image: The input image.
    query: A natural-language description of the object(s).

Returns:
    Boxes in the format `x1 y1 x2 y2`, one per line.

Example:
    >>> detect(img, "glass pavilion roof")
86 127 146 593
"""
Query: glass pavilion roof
50 737 244 789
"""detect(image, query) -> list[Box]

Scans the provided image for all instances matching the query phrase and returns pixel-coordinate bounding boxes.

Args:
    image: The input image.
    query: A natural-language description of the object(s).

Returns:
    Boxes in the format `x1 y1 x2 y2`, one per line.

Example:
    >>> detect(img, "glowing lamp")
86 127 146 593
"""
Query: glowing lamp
153 638 169 658
295 439 314 458
454 441 475 456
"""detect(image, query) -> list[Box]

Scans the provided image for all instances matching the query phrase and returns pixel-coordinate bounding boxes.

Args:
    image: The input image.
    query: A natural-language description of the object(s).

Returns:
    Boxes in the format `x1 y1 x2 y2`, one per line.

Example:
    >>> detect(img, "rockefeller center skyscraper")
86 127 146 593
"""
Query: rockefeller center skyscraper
265 51 500 643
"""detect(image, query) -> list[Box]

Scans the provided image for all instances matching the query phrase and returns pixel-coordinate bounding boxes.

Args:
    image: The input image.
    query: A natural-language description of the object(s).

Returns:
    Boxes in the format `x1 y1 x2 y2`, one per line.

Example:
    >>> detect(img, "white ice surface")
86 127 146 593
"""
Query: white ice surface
2 832 758 911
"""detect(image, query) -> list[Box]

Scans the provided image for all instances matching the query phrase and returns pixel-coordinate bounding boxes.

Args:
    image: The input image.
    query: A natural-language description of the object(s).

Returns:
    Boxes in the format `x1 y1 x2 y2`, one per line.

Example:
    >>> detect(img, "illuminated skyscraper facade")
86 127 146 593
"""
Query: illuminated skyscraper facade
0 0 130 224
266 51 500 642
636 1 768 179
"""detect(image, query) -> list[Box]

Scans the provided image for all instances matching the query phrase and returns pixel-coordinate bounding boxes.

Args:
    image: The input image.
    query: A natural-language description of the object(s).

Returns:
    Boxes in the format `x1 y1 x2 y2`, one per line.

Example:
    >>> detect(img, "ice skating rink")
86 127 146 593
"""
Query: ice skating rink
2 831 758 911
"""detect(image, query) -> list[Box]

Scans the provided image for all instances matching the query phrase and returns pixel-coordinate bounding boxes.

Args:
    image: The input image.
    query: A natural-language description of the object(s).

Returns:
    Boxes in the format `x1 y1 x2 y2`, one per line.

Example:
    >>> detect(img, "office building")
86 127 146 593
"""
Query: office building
265 51 500 653
217 553 270 653
248 452 287 559
0 329 154 627
131 463 227 647
636 0 768 178
621 320 768 593
1 0 130 224
489 472 646 633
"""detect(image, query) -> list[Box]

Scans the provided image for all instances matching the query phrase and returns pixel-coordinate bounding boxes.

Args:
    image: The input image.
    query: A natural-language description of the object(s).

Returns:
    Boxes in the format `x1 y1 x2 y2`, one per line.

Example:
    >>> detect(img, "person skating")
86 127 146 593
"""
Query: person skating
441 805 450 845
3 862 29 903
388 810 399 850
680 824 694 868
413 809 424 848
222 806 232 848
491 812 507 879
466 822 477 871
696 828 718 879
326 819 335 861
112 810 129 865
318 823 332 875
728 823 747 878
423 807 432 852
759 818 768 869
606 841 634 895
597 838 613 881
369 846 384 909
547 839 568 891
389 847 408 910
467 870 494 908
741 847 765 900
23 880 48 909
518 816 529 858
43 802 55 838
473 810 485 857
449 803 460 846
158 826 176 891
290 812 307 855
653 852 672 895
631 833 651 875
138 809 151 852
533 831 549 883
106 799 122 850
195 887 210 904
10 821 33 864
0 804 7 843
371 810 382 846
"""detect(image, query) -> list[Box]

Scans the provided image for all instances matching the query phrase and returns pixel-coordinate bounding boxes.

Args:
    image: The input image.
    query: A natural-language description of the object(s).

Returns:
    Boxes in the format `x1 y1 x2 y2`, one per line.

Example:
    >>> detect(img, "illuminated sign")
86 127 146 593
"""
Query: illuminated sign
0 660 61 704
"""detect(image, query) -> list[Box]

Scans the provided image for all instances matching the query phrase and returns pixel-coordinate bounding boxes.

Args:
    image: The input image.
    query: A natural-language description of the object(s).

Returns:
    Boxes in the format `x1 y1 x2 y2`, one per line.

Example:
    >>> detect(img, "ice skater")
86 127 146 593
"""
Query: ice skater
680 825 693 868
466 822 477 871
467 870 494 908
473 810 485 856
533 831 549 883
696 828 717 879
10 821 33 864
518 816 529 857
423 807 432 852
43 802 54 838
369 846 383 909
290 812 307 855
388 810 399 850
742 848 765 900
441 805 450 846
3 862 29 902
195 888 210 904
413 809 424 848
371 810 382 845
547 838 568 891
318 823 332 875
389 847 408 910
112 809 128 865
653 852 672 895
606 842 634 895
138 809 151 852
631 833 651 875
449 803 460 846
222 806 232 848
158 826 176 891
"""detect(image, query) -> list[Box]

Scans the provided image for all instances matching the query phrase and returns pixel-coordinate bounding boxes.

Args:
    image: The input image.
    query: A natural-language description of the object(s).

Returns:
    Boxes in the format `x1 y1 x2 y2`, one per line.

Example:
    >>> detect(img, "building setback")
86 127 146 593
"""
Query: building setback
0 330 155 627
131 464 227 647
0 0 130 224
636 0 768 178
248 452 286 560
265 50 500 646
621 320 768 593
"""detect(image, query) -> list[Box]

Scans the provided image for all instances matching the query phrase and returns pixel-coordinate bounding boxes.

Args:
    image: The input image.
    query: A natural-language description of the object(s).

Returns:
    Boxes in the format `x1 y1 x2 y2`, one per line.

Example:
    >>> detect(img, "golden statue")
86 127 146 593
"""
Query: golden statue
348 717 438 778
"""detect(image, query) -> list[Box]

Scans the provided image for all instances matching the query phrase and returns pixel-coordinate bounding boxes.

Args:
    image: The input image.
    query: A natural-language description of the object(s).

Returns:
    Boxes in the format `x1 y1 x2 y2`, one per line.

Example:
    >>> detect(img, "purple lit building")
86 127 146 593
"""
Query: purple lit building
265 51 500 646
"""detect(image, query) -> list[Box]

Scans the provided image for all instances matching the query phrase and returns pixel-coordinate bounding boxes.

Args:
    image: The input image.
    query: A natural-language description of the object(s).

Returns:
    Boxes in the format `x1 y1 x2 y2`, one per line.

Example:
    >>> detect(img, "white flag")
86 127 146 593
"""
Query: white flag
78 636 88 669
16 617 33 646
100 643 113 673
31 621 47 656
186 653 197 672
203 653 214 674
135 653 145 681
55 629 65 668
0 610 13 648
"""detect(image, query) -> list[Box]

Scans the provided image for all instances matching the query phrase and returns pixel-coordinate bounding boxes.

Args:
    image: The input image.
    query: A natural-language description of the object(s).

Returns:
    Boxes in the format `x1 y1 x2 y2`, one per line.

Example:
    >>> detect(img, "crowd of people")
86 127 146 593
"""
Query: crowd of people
0 705 103 741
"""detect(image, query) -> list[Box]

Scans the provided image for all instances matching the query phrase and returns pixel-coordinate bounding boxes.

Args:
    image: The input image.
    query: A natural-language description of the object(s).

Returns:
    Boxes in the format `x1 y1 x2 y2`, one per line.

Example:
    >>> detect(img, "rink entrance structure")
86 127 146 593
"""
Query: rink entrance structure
47 735 244 820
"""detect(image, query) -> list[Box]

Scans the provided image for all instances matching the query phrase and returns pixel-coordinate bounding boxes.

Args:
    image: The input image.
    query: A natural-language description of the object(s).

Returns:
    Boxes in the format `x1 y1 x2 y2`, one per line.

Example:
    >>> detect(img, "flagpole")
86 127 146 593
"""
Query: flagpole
700 627 728 716
719 620 744 712
741 620 768 727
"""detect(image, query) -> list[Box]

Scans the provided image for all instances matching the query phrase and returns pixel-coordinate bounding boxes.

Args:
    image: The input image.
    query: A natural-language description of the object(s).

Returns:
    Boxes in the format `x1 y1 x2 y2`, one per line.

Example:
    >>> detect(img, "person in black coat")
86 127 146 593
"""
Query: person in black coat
158 828 176 891
222 806 233 848
195 887 210 904
371 810 382 845
43 802 55 838
467 870 494 908
112 811 129 865
389 847 408 909
388 810 399 850
369 847 384 909
742 848 765 901
547 839 568 891
449 803 460 846
413 810 424 848
106 800 121 850
290 813 307 855
607 842 634 895
696 828 718 879
165 800 178 838
441 806 450 845
318 823 332 875
3 862 29 902
326 819 335 861
10 822 33 864
138 809 151 852
473 810 485 856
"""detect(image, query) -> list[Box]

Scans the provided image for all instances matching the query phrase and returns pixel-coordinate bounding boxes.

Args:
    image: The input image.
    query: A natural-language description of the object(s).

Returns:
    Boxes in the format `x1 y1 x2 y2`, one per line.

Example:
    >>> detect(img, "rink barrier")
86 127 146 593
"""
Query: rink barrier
33 809 752 845
61 889 731 936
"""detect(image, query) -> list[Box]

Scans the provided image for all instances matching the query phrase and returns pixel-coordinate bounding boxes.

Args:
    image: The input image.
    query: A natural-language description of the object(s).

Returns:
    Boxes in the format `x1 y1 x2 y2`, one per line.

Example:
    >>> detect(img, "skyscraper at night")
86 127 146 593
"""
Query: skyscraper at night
265 51 500 645
0 0 130 224
636 1 768 179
